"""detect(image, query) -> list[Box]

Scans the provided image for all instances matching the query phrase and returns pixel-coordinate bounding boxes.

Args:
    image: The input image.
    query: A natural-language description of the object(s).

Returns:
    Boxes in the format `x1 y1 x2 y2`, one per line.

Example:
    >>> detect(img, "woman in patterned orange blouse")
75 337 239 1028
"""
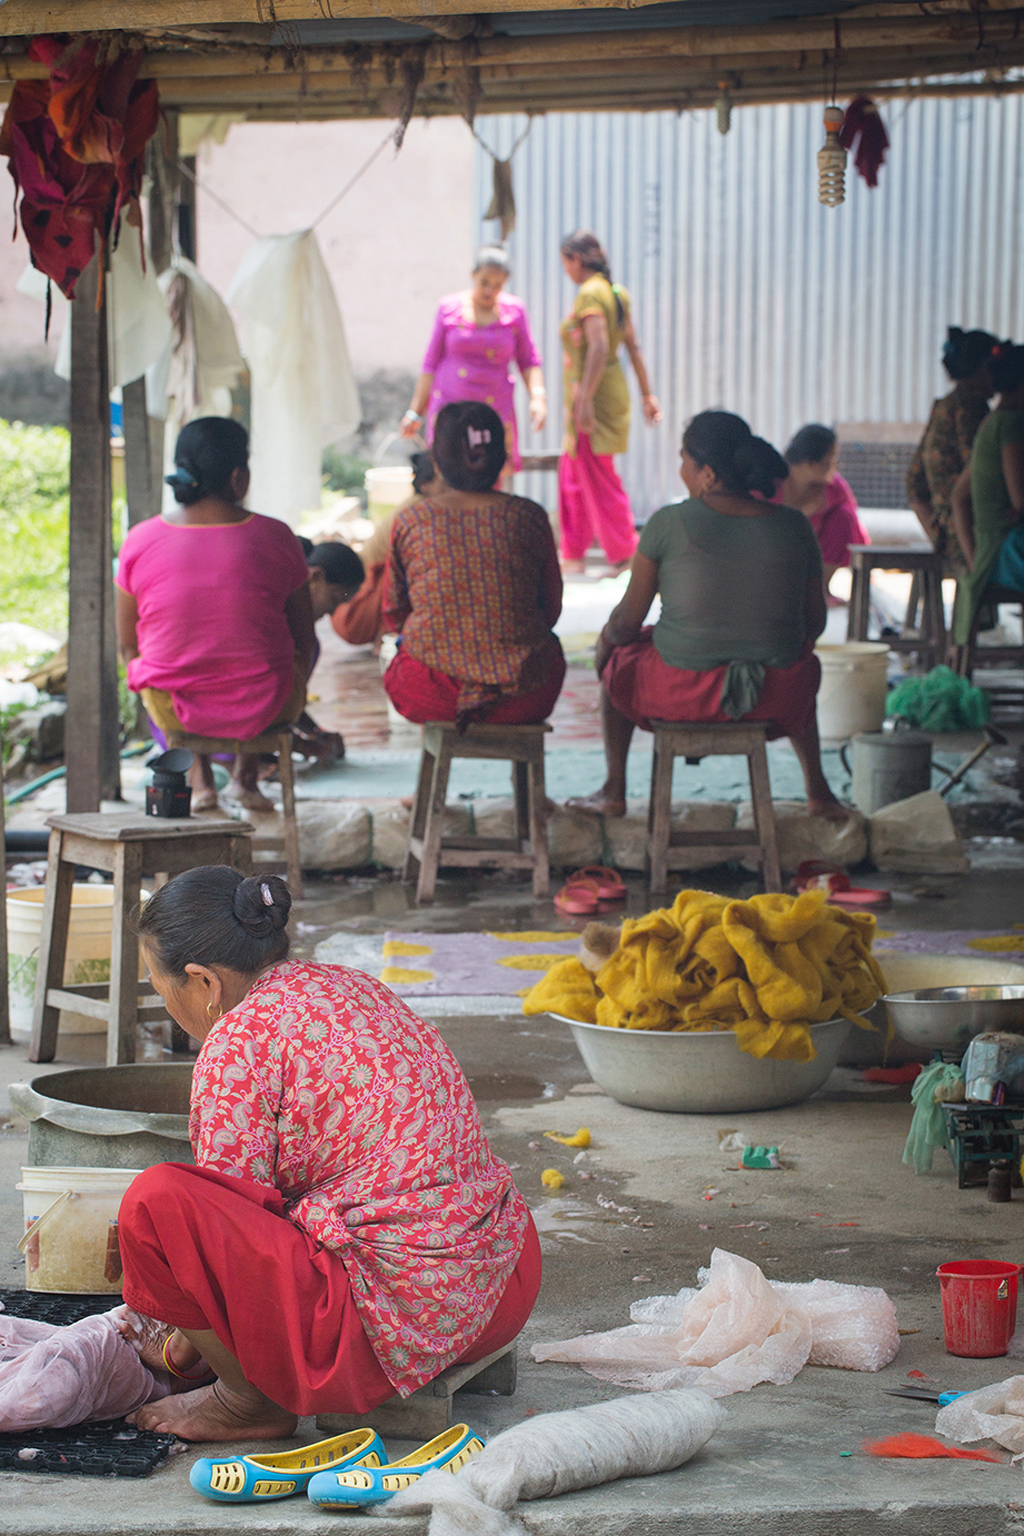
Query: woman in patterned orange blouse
383 400 566 730
118 867 539 1443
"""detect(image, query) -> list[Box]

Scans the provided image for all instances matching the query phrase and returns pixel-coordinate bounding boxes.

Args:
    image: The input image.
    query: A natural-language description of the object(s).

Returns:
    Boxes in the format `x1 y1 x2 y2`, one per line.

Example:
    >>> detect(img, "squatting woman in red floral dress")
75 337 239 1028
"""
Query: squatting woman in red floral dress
118 867 539 1443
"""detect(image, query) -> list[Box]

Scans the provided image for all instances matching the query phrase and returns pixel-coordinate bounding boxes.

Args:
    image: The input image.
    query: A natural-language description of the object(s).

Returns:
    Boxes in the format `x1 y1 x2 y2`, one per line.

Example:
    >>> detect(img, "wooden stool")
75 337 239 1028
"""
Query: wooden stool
167 726 302 895
404 723 550 905
846 545 946 669
317 1341 517 1441
648 721 781 896
29 811 253 1066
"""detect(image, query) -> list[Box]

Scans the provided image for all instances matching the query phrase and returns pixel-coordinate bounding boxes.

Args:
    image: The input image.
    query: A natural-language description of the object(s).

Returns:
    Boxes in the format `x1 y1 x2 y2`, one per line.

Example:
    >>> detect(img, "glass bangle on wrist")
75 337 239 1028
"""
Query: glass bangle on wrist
403 410 423 424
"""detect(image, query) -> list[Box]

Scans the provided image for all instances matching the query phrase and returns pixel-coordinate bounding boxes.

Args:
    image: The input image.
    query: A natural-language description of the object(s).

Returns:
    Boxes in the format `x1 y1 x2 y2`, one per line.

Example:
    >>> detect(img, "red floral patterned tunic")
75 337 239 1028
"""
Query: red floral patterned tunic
188 960 529 1394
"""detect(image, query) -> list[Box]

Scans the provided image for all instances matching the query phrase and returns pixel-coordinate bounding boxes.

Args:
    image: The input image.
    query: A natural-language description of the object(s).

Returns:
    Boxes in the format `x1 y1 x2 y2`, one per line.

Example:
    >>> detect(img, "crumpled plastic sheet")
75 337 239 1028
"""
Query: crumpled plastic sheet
0 1303 171 1431
532 1249 899 1397
935 1376 1024 1462
378 1389 726 1536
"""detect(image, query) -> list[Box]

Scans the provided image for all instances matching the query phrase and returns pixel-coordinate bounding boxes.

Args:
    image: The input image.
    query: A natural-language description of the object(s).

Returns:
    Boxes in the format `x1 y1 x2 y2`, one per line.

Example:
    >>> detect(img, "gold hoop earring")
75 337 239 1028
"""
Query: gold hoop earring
206 1000 221 1022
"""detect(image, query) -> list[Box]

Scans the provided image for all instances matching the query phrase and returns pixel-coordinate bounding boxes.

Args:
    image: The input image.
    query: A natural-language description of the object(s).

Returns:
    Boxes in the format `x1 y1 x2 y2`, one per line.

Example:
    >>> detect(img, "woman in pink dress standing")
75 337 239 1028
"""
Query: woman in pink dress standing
400 246 546 473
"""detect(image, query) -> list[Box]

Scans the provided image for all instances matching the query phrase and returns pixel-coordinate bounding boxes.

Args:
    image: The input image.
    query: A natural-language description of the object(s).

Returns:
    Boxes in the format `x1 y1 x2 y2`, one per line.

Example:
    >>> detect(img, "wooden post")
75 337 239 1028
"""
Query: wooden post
67 251 120 812
123 376 161 526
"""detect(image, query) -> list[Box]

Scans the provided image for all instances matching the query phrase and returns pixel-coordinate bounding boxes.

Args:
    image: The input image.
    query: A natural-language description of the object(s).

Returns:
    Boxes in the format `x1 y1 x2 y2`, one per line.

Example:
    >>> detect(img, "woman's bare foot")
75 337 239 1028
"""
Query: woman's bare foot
128 1381 297 1442
566 792 627 819
227 783 276 813
807 797 853 825
191 788 220 813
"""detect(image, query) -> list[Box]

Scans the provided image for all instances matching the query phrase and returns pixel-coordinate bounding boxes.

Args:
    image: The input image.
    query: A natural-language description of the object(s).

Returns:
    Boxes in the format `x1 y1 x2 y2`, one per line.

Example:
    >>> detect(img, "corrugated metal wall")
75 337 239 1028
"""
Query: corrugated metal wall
473 97 1024 519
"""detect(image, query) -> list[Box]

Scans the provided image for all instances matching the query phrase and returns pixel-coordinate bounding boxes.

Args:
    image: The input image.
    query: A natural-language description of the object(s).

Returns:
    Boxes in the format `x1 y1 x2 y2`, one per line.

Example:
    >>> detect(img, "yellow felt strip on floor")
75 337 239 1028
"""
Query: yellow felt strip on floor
380 967 436 984
487 931 575 943
496 954 569 972
382 941 434 958
966 936 1024 952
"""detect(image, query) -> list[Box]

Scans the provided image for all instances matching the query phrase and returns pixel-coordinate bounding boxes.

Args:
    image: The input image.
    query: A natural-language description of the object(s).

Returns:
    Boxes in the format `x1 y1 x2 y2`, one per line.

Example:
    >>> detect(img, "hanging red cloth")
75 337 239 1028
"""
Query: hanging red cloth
0 35 159 298
838 95 890 188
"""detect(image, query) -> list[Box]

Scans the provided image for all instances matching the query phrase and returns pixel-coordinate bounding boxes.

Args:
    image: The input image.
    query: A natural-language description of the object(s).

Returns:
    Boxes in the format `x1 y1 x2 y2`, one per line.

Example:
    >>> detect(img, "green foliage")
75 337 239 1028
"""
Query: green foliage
322 446 371 502
0 419 71 637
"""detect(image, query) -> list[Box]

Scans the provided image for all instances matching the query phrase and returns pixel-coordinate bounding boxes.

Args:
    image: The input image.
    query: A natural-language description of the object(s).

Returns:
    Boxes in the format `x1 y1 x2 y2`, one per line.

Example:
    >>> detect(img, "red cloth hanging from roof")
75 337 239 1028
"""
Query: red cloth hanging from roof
0 35 159 298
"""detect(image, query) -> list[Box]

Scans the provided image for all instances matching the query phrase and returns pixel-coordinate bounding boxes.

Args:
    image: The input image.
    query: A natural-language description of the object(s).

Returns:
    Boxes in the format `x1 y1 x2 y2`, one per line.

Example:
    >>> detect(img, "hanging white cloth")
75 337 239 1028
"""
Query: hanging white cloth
227 228 361 527
145 254 246 512
20 230 171 393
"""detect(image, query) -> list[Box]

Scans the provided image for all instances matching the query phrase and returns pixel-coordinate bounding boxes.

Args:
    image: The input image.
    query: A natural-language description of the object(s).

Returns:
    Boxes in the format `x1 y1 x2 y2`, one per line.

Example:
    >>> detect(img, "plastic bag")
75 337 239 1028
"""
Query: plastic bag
0 1304 169 1431
885 666 990 732
532 1249 898 1397
382 1389 726 1536
902 1060 965 1174
935 1376 1024 1461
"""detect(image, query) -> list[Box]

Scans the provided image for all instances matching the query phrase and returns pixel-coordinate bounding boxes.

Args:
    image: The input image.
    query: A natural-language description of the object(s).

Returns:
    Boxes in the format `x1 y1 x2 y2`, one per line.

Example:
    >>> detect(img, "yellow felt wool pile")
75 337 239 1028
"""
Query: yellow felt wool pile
523 888 888 1063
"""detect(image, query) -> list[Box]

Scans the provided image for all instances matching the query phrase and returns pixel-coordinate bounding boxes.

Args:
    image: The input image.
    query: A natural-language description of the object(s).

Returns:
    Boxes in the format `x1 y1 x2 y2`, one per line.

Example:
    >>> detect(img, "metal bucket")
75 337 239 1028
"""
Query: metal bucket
8 1064 194 1171
842 727 933 815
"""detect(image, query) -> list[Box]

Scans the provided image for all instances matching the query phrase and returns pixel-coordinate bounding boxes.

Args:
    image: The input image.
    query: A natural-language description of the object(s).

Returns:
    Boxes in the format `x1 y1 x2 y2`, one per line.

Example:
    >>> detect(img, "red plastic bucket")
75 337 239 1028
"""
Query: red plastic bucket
937 1260 1022 1358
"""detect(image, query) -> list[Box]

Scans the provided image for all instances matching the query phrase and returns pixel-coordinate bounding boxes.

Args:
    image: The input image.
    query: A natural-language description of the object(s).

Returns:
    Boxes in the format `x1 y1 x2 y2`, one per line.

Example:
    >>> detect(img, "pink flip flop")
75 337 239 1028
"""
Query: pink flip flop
554 878 603 916
792 860 891 910
570 865 627 903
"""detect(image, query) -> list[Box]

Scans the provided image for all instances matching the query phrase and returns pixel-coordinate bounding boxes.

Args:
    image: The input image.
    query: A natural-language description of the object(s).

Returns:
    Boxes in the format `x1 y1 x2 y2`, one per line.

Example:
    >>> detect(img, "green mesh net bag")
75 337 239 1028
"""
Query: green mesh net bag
884 665 991 732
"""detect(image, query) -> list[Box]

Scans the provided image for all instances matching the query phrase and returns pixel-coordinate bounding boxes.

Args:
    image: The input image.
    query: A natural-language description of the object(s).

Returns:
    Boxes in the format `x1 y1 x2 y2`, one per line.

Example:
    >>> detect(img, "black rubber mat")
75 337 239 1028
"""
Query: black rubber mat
0 1290 177 1476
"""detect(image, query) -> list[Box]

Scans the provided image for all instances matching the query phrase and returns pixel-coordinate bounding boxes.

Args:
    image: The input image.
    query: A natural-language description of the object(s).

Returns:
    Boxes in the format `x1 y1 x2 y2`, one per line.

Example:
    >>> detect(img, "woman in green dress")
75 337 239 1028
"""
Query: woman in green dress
557 230 661 574
951 344 1024 645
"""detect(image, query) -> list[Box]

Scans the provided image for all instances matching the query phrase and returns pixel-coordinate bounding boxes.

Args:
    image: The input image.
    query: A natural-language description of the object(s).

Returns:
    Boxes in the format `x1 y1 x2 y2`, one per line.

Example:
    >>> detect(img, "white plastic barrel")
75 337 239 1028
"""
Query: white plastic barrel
17 1165 142 1293
365 466 413 525
814 642 890 743
6 884 134 1040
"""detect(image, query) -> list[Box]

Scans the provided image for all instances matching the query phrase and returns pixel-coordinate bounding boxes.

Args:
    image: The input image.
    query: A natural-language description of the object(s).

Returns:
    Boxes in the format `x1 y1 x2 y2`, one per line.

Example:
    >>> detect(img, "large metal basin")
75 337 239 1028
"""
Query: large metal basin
8 1064 195 1170
553 1015 851 1114
883 986 1024 1055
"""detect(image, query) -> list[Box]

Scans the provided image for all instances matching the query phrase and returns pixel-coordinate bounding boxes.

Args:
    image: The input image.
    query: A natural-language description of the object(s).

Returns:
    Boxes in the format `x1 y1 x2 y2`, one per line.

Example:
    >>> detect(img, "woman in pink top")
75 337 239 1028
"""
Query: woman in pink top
115 418 315 812
400 246 546 472
774 423 870 601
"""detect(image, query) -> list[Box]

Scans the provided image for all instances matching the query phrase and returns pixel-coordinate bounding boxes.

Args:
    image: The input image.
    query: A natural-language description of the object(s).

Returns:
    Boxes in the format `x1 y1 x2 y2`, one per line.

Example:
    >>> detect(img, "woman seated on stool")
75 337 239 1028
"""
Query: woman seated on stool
119 866 540 1442
951 343 1024 645
115 417 315 813
773 423 870 602
383 400 566 729
571 410 843 821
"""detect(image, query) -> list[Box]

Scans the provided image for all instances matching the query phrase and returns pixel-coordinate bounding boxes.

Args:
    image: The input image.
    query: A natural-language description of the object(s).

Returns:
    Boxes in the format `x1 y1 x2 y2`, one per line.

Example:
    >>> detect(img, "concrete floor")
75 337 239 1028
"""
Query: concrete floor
5 866 1024 1532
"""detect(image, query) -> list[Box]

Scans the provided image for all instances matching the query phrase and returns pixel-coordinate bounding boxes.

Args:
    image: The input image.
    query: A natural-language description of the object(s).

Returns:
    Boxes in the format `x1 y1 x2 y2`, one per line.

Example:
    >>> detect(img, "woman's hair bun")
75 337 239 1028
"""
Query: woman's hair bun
232 875 292 938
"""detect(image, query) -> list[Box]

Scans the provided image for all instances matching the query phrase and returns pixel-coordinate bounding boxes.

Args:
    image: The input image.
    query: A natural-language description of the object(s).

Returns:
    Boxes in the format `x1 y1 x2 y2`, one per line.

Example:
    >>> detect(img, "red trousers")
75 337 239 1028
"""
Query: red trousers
602 629 821 740
119 1163 541 1417
383 643 566 726
558 434 638 565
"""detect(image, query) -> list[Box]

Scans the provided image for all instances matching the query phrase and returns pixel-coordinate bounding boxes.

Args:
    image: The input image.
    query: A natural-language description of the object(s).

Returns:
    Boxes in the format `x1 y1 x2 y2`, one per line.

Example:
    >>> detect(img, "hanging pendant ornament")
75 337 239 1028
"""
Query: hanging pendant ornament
817 105 846 206
715 79 732 136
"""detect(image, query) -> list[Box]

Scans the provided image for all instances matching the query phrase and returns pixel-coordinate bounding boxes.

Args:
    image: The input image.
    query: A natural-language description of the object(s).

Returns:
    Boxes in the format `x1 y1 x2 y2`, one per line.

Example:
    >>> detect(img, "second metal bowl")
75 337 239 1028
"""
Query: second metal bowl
883 986 1024 1053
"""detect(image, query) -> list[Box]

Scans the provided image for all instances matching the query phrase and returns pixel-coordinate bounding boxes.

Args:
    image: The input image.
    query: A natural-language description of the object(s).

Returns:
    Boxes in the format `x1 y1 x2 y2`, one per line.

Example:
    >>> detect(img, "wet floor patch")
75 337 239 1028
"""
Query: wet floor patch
468 1072 558 1102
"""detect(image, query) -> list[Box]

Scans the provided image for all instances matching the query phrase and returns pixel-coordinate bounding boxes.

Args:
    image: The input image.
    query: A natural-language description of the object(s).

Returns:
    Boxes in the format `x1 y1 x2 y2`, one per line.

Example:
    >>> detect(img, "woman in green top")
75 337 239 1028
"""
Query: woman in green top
570 411 843 822
951 344 1024 645
558 230 661 574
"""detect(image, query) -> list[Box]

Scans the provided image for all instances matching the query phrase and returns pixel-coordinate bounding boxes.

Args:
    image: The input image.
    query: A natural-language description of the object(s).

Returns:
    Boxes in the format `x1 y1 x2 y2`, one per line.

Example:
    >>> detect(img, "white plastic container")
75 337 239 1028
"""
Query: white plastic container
814 642 889 743
6 884 126 1039
16 1165 142 1293
365 465 413 525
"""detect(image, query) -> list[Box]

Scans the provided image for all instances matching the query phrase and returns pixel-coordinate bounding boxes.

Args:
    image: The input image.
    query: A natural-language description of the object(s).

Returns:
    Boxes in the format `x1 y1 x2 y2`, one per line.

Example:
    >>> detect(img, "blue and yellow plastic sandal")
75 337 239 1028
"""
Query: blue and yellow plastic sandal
306 1423 485 1511
189 1427 386 1503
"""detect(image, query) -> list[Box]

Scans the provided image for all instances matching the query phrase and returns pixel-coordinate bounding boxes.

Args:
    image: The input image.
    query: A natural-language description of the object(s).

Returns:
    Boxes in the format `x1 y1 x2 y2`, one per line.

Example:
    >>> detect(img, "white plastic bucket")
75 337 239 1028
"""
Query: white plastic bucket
16 1165 142 1293
5 884 146 1041
365 466 413 525
814 642 890 743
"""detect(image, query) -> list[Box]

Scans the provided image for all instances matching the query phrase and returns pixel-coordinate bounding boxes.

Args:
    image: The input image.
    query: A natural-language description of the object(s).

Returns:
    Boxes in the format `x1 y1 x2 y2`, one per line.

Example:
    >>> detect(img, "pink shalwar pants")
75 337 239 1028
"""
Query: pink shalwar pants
558 433 638 566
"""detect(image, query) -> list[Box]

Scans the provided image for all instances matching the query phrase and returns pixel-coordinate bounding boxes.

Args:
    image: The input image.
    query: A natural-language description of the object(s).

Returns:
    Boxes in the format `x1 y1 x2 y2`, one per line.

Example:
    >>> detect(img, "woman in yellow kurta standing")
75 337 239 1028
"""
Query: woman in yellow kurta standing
558 230 661 573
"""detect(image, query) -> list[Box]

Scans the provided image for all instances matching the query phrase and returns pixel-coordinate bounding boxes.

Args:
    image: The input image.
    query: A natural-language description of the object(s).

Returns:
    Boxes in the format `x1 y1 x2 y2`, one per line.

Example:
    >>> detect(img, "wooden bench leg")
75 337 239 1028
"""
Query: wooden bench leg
526 755 550 898
109 841 142 1066
416 737 454 905
747 743 782 894
403 738 433 885
513 759 530 845
648 733 674 896
276 736 303 898
848 567 870 642
29 833 74 1063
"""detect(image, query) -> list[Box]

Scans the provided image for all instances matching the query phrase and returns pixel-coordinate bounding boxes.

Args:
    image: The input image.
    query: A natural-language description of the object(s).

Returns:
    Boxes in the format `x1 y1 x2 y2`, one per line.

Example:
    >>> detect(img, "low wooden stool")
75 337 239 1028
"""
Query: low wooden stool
846 544 946 669
29 811 253 1066
949 582 1024 681
648 721 781 896
404 723 550 905
167 725 303 895
316 1342 517 1441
